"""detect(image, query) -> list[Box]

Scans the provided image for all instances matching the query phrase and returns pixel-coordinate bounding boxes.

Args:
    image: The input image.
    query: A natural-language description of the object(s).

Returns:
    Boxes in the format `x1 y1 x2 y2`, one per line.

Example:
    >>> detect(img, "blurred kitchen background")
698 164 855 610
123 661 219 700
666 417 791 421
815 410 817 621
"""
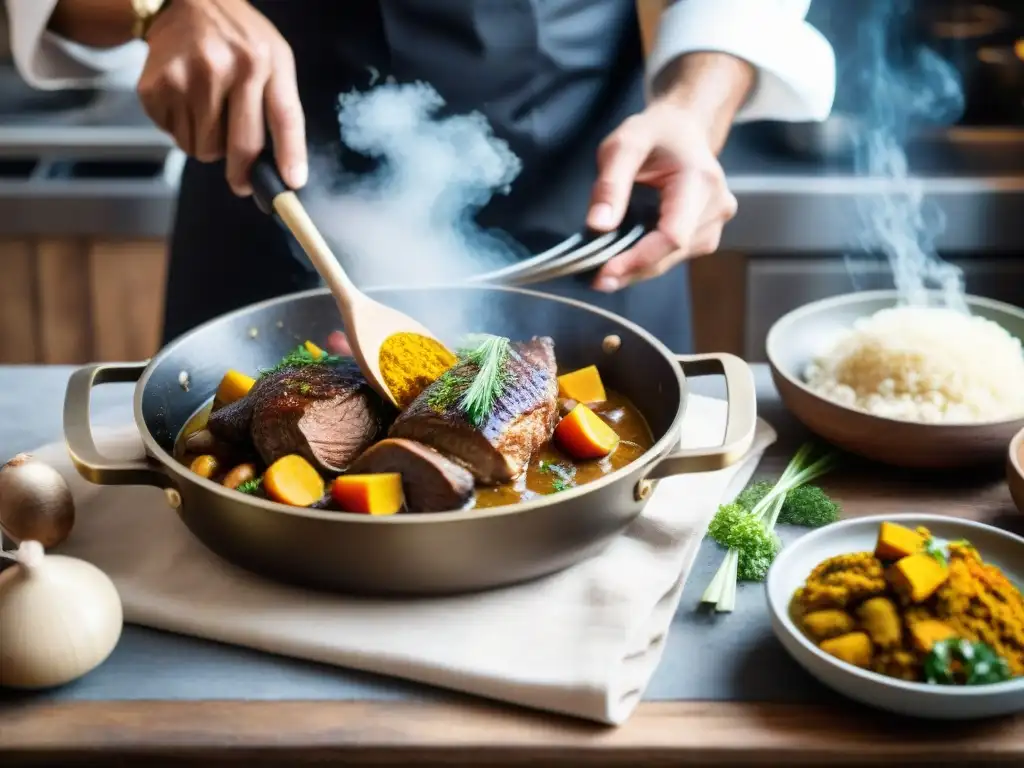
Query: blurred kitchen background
0 0 1019 365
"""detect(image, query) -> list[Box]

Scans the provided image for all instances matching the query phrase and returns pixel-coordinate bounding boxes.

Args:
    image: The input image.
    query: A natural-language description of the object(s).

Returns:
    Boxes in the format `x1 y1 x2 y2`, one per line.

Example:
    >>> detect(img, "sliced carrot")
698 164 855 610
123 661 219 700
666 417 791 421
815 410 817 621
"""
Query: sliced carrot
554 403 619 460
214 369 256 408
331 473 405 516
557 365 607 404
304 340 326 359
264 454 325 507
189 454 221 479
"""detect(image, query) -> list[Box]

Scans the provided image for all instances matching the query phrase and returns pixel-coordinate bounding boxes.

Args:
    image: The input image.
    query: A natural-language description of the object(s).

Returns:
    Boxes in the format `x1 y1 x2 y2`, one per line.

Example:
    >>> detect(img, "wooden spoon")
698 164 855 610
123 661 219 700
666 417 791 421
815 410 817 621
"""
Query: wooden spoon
250 155 453 407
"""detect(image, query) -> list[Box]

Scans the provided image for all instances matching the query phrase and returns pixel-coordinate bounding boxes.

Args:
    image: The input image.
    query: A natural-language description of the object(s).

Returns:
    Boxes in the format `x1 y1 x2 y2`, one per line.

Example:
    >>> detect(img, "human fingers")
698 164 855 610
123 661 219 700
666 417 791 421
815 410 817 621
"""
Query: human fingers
264 44 307 190
326 331 352 356
586 118 652 232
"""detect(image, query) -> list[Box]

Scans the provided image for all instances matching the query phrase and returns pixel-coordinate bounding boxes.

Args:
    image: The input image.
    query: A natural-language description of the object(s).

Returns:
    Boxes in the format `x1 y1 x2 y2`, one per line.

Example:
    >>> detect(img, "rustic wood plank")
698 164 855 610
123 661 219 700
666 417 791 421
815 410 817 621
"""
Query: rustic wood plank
1 700 1022 767
690 251 748 356
0 240 39 364
88 240 168 362
35 239 93 365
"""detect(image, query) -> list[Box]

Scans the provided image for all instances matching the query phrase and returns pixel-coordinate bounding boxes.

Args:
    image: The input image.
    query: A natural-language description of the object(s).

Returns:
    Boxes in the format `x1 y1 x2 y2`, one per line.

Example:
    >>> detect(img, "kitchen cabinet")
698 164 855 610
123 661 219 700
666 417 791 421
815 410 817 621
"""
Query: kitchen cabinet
0 237 166 364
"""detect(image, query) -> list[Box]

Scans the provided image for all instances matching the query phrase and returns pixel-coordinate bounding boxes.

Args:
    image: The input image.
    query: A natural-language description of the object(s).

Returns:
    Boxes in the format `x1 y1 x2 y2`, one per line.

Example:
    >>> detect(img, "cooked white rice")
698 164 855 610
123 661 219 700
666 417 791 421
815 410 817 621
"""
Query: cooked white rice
803 306 1024 423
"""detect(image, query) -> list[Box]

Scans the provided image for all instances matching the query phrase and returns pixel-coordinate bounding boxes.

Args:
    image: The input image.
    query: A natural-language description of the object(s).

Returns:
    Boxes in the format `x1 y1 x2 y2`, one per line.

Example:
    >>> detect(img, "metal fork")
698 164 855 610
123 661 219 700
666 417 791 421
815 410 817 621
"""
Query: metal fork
467 220 649 287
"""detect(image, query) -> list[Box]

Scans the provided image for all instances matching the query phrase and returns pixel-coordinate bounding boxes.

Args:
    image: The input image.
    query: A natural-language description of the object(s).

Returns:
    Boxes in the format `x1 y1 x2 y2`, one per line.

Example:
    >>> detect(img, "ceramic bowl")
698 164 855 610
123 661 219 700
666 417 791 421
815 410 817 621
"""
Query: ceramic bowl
766 513 1024 720
1008 427 1024 515
766 291 1024 469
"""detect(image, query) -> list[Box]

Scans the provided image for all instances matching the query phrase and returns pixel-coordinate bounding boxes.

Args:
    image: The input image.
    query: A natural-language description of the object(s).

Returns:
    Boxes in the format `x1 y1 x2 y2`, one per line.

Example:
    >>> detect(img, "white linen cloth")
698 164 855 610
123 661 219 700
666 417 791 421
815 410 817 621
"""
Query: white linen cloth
30 394 775 724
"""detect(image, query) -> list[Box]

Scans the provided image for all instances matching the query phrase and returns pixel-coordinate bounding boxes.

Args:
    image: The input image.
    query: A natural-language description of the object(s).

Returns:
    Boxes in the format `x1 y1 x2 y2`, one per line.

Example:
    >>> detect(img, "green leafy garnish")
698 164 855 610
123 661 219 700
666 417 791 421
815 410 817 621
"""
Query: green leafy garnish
236 477 263 495
428 334 512 426
924 537 948 567
707 503 780 582
259 344 342 378
538 459 576 493
924 638 1011 686
735 481 841 528
701 442 840 613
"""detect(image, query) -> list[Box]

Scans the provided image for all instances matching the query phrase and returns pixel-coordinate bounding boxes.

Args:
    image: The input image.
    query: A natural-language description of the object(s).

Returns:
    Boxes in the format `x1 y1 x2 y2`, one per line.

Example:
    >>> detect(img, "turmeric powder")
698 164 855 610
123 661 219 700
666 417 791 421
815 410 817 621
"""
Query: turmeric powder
378 332 457 408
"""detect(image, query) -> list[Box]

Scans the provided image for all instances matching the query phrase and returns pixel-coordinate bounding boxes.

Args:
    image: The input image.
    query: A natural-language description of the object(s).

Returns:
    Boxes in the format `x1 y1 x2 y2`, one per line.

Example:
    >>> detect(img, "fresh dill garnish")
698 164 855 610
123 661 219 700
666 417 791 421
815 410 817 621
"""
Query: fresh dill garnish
259 344 342 378
427 334 512 426
538 459 576 493
236 477 263 495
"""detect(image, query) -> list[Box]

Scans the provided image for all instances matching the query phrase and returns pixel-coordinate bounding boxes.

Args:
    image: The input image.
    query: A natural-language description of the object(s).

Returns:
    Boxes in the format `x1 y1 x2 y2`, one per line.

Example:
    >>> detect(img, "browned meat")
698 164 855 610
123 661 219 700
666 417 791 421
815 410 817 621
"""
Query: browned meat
209 360 392 473
348 438 474 513
388 337 558 484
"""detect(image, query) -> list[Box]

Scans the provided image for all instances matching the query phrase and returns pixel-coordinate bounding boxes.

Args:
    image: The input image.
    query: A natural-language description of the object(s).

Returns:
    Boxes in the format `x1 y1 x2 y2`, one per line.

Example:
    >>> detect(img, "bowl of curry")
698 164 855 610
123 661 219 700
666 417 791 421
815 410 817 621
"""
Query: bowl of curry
766 514 1024 719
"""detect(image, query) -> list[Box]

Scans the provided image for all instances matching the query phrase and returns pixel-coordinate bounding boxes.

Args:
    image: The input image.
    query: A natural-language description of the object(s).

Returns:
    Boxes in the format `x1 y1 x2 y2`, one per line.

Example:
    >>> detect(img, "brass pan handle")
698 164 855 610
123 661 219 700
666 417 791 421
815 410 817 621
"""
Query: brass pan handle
643 353 758 480
63 362 172 488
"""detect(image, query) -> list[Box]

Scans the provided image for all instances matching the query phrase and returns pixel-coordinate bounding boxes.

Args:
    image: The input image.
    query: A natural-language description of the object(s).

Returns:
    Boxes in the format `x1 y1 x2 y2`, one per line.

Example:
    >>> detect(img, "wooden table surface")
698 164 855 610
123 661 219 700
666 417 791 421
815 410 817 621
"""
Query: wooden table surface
2 365 1023 767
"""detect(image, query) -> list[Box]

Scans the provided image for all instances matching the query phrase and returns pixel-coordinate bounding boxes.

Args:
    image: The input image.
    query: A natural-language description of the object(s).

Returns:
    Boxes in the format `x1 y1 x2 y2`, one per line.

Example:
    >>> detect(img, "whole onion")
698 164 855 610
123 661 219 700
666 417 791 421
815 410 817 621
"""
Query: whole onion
0 454 75 548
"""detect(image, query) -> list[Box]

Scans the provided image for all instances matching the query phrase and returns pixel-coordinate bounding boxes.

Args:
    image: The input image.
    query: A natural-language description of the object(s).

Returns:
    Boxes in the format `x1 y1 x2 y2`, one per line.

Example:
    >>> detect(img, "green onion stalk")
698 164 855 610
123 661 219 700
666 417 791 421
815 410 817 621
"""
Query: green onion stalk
702 443 839 613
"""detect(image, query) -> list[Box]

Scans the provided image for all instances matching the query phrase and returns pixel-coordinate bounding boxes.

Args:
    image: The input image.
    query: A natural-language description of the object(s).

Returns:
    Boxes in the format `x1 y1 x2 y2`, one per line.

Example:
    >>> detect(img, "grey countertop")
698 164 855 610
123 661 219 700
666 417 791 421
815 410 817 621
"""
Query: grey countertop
0 363 834 708
0 87 1020 251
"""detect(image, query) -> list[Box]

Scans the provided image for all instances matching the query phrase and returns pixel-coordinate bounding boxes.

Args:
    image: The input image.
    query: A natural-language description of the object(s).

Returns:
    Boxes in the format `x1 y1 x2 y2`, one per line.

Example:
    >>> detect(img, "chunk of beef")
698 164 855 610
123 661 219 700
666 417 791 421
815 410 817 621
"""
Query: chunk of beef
388 337 558 484
348 438 474 513
211 360 393 473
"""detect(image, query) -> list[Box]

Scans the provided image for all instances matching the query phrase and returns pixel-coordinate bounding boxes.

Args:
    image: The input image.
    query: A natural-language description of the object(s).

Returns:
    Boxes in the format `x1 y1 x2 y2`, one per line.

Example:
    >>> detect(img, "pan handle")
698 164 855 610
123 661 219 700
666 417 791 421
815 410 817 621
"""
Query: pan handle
63 362 172 489
642 353 758 480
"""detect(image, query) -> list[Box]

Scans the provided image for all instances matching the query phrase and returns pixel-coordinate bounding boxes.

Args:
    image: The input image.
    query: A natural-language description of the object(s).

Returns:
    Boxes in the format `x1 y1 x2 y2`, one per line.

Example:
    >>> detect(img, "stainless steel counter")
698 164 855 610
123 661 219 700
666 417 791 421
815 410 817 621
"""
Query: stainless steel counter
0 89 1021 251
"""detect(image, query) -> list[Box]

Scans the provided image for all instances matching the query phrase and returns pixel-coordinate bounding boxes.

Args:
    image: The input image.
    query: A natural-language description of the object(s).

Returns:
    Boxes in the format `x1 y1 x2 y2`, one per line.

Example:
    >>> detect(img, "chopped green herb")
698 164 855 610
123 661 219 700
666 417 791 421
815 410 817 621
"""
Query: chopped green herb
259 344 342 378
735 481 841 528
707 503 780 582
923 537 948 566
539 459 576 493
924 638 1011 686
236 477 263 495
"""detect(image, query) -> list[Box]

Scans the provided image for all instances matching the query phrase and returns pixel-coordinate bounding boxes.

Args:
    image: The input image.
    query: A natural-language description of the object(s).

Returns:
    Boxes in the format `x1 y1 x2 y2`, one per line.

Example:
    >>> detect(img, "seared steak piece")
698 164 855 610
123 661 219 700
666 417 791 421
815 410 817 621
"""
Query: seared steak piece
389 337 558 484
210 360 392 473
348 438 474 513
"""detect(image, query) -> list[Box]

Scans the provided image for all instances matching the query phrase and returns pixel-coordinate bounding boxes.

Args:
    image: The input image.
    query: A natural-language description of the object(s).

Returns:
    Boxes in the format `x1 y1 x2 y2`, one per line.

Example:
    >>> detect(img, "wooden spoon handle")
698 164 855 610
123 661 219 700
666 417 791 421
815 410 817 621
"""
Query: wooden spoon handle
250 154 358 302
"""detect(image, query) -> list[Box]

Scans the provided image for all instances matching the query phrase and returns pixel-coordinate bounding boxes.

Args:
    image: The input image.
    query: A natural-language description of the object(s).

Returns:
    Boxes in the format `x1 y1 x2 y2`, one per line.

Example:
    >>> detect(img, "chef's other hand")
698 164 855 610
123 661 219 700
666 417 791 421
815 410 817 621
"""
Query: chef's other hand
586 102 737 292
137 0 307 196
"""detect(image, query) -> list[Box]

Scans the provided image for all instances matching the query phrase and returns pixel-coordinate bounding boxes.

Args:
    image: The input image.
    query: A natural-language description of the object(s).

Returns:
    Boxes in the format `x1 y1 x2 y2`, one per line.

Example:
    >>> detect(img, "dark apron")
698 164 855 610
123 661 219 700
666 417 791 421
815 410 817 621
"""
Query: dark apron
162 0 693 352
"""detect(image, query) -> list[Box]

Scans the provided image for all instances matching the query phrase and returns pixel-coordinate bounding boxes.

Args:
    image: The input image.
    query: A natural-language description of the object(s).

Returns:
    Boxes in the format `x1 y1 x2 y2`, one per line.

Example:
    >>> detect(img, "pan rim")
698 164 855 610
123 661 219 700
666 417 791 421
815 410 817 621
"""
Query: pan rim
766 289 1024 430
134 283 690 524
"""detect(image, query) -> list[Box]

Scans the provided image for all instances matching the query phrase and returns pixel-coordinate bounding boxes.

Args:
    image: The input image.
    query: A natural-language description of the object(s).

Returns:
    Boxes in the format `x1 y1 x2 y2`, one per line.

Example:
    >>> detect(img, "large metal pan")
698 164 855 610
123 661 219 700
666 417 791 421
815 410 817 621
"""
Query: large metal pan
767 290 1024 469
63 285 757 595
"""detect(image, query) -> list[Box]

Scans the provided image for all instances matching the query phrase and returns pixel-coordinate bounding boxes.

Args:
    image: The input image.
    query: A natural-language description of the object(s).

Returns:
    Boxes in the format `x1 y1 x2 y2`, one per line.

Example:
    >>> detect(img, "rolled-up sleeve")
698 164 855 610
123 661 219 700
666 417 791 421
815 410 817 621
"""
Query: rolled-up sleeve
6 0 145 89
646 0 836 123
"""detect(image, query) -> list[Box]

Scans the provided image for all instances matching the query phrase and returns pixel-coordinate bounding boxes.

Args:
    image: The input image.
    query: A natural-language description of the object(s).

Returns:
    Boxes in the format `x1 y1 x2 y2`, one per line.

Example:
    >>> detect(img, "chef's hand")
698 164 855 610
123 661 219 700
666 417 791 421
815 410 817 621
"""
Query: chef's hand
586 101 738 292
137 0 307 196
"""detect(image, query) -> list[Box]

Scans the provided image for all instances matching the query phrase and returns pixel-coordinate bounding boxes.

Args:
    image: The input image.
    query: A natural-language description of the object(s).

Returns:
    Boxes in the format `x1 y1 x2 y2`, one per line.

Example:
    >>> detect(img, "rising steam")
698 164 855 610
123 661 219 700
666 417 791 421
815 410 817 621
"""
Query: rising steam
847 0 968 312
303 81 524 291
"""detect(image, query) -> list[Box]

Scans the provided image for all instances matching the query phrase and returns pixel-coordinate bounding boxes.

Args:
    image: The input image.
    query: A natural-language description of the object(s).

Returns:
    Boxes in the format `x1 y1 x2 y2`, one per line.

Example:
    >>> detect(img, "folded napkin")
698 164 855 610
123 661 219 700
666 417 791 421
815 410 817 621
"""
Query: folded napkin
33 394 775 725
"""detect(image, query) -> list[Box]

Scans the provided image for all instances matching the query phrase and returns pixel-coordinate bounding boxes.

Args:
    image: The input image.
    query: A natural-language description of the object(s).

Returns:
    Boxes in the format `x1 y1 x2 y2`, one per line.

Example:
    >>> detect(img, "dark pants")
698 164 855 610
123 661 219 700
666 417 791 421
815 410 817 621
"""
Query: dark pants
162 160 693 353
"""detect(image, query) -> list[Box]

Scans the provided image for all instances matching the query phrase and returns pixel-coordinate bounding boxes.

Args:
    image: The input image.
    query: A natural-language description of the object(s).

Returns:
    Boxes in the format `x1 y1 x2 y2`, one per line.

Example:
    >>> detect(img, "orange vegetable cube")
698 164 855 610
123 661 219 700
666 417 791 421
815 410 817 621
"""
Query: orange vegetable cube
908 619 957 653
554 403 620 460
874 521 925 561
888 553 948 603
331 473 405 516
214 370 256 408
557 365 607 404
263 454 325 507
304 340 326 359
819 632 873 669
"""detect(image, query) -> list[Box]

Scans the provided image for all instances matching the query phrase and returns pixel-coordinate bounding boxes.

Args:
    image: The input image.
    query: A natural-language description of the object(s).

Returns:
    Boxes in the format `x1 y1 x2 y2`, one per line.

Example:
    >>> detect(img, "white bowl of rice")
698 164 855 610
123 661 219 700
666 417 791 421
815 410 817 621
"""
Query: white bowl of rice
766 291 1024 469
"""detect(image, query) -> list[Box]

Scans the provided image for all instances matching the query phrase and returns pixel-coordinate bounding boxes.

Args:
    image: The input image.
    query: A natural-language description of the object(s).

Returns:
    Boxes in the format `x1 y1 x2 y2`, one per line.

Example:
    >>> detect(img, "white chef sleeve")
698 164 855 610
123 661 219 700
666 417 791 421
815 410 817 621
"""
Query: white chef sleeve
5 0 146 90
646 0 836 123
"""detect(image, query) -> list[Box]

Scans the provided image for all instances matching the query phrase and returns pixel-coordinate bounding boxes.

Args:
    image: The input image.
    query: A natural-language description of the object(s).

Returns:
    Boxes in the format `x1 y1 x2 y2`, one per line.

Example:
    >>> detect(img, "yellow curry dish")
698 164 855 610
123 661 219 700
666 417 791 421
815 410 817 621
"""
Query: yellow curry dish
790 521 1024 686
